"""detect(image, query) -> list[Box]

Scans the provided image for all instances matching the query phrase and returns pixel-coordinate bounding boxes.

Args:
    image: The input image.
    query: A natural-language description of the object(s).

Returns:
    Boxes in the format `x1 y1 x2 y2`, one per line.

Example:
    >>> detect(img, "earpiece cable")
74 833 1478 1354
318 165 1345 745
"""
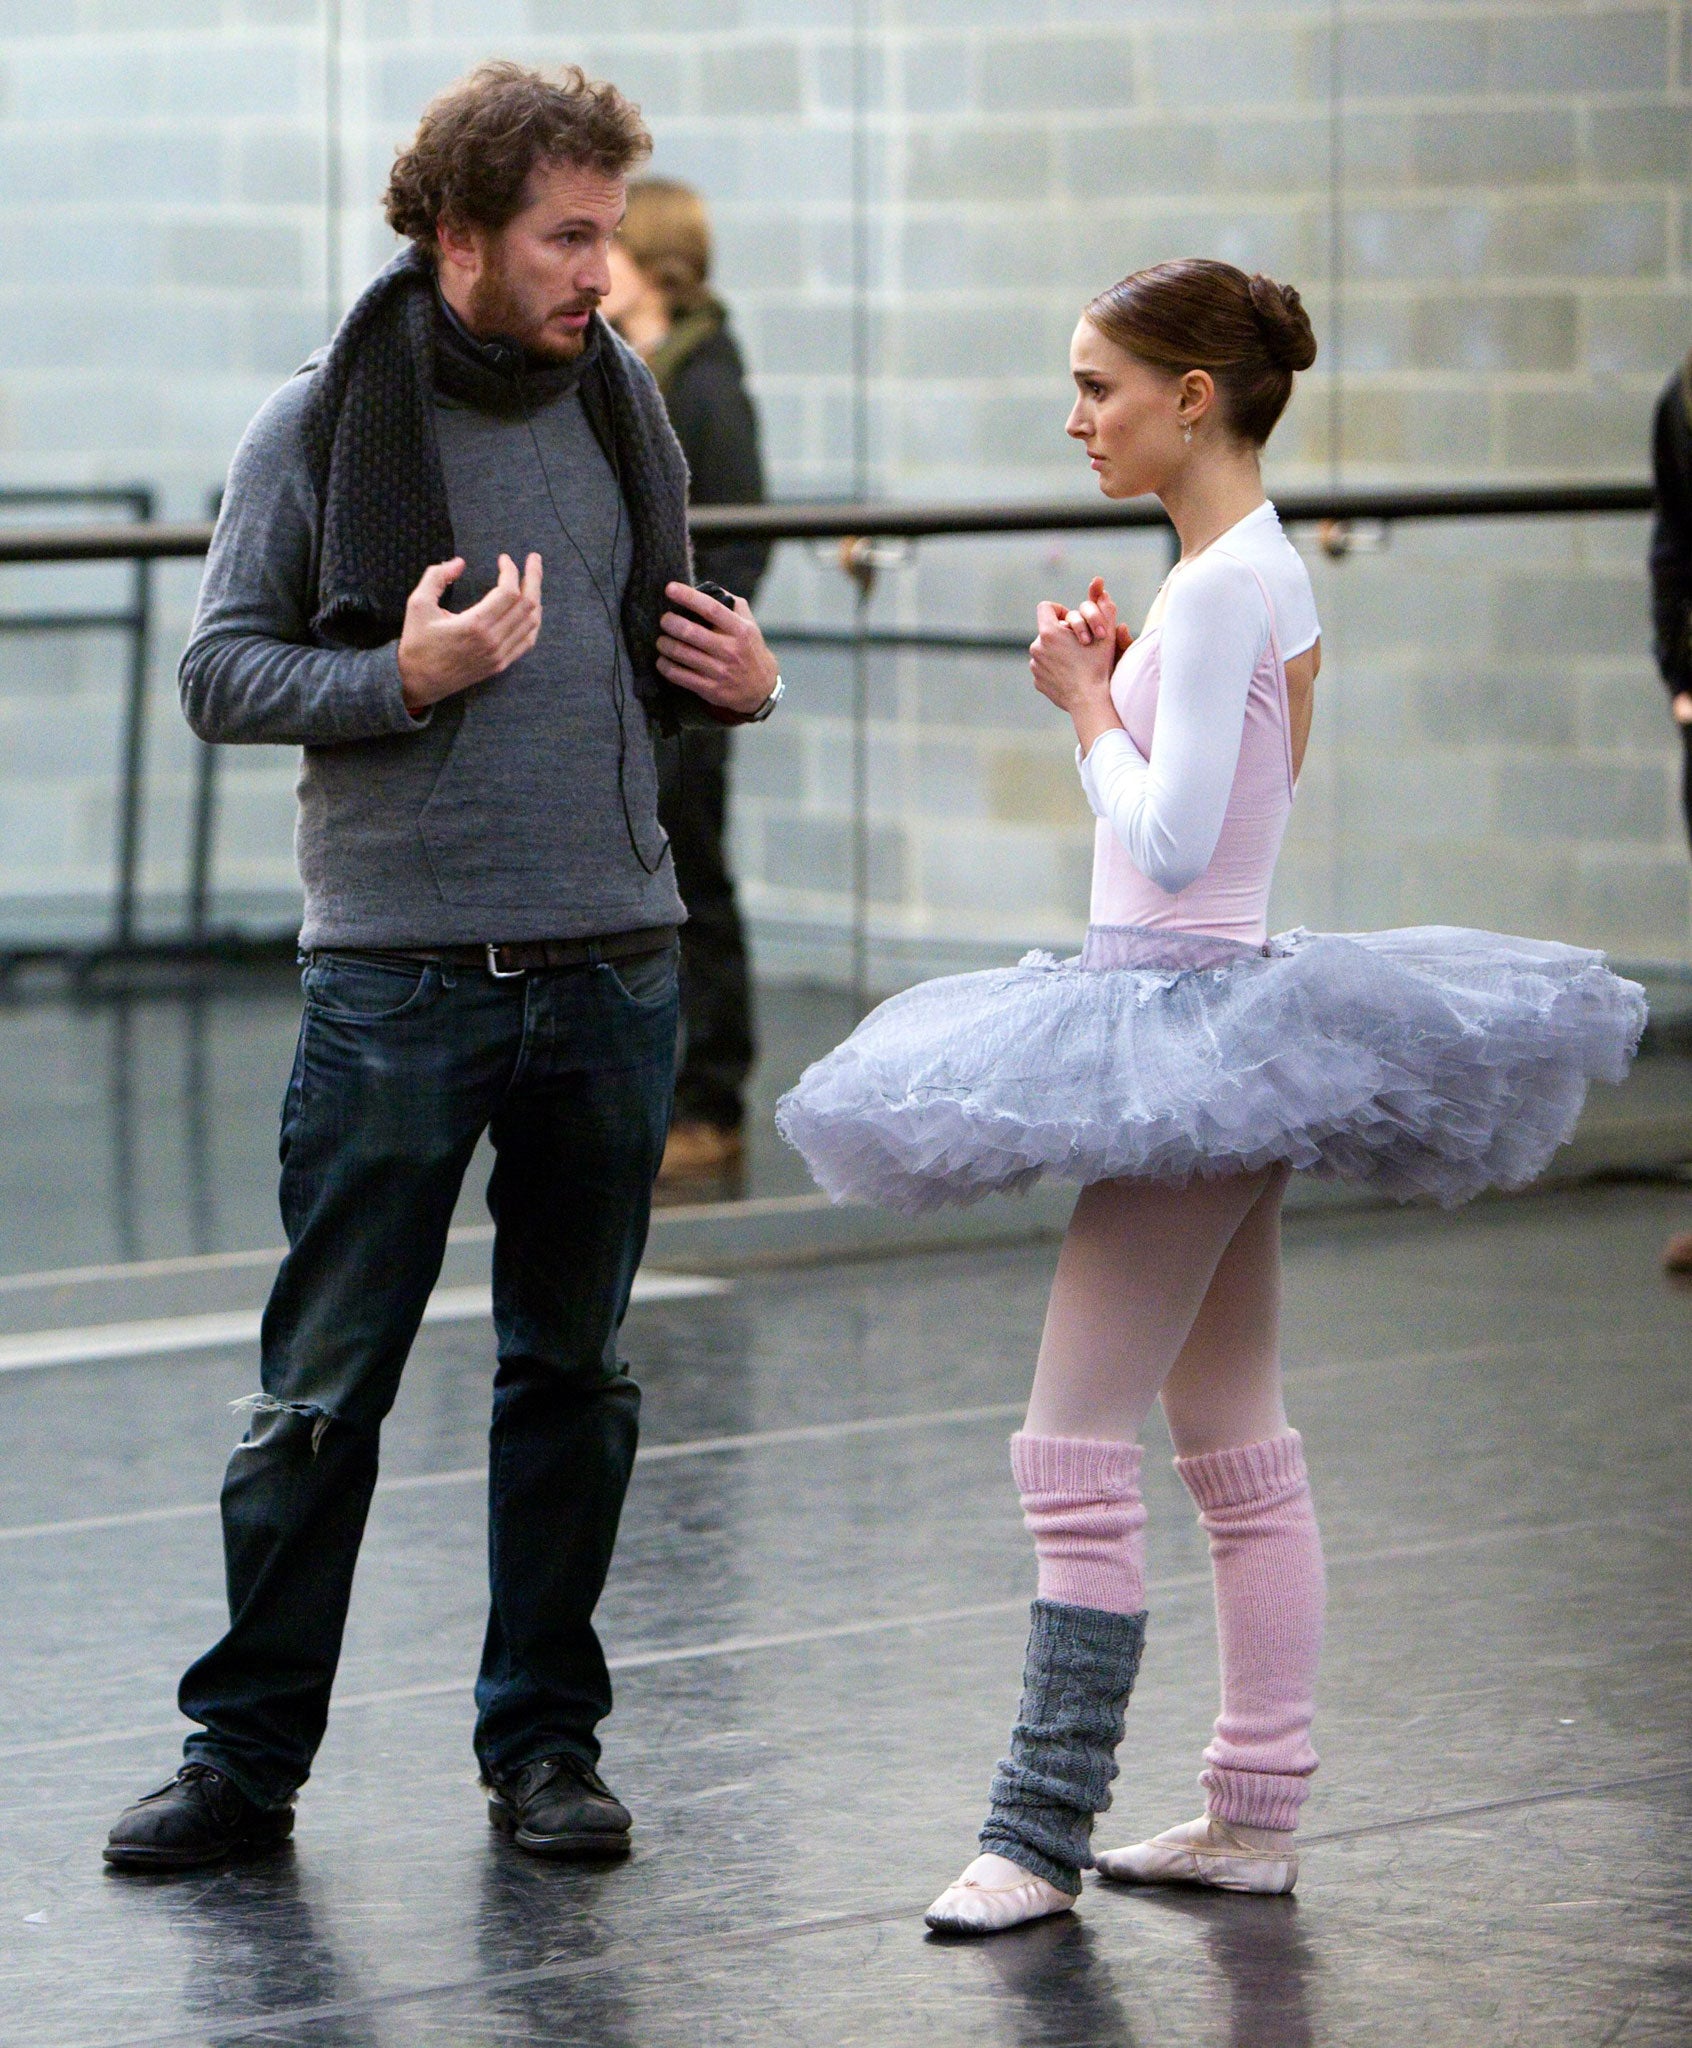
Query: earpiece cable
507 344 669 878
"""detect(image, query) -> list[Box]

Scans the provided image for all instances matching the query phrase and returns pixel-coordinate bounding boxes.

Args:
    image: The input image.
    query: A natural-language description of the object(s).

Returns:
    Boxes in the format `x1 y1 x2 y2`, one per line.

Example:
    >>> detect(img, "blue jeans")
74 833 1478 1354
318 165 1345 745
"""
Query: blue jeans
179 942 678 1806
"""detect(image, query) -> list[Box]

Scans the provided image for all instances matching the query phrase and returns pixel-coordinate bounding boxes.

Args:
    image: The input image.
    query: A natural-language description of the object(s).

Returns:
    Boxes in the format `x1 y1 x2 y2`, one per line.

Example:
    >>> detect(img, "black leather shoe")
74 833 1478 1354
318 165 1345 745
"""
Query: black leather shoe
484 1754 632 1859
104 1764 295 1872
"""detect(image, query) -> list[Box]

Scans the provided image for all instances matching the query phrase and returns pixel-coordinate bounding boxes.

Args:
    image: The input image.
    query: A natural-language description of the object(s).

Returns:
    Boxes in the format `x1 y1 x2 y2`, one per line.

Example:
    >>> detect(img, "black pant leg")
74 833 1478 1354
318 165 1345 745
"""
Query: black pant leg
179 959 511 1804
472 953 677 1776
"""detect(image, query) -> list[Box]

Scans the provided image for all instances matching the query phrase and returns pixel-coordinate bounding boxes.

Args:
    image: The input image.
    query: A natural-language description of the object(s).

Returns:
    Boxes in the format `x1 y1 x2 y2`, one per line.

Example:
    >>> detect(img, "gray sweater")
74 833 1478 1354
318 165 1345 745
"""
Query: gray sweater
180 364 686 950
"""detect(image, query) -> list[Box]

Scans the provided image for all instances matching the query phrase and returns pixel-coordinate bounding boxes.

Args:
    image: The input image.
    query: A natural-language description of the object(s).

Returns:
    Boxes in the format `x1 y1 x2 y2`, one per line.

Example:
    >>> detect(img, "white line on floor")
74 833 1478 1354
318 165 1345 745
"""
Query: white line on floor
0 1497 220 1544
0 1245 289 1294
0 1308 268 1374
0 1272 728 1376
0 1515 1658 1764
3 1326 1666 1541
339 1515 1640 1695
0 1402 1027 1543
634 1402 1029 1466
0 1195 835 1297
0 1601 1041 1760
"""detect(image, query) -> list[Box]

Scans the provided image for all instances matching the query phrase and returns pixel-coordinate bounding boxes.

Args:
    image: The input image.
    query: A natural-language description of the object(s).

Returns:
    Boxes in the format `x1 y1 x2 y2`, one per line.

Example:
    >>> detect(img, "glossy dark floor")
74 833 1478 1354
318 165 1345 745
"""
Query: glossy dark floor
3 1105 1689 2045
0 968 862 1276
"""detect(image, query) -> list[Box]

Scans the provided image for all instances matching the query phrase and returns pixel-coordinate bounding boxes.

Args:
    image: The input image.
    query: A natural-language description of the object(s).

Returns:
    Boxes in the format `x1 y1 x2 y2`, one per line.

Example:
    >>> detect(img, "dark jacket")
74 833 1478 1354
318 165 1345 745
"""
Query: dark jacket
1650 356 1692 698
649 299 772 604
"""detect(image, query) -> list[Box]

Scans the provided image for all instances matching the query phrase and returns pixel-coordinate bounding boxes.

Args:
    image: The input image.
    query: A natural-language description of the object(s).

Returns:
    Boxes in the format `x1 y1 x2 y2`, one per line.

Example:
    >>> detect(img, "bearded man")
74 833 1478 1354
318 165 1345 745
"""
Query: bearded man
104 63 782 1873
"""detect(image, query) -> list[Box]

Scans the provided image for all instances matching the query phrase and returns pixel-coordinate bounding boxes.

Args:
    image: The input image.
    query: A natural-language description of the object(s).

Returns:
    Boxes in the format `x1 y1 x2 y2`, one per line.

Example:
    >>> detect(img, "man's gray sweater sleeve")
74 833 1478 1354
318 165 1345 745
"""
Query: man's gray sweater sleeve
179 371 424 747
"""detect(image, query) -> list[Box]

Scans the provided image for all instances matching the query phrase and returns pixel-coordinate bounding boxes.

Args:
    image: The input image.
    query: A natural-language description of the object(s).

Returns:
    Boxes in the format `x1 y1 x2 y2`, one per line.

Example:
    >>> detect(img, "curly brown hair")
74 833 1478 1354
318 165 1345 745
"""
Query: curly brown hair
384 62 652 249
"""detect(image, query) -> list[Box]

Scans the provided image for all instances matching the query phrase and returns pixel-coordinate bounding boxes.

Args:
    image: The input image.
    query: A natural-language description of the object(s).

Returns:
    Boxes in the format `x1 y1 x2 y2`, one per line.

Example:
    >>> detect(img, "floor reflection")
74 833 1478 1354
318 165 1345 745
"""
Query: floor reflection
954 1911 1139 2048
1142 1889 1317 2048
105 993 142 1263
0 976 847 1275
5 1164 1686 2043
474 1848 635 2047
154 1849 378 2048
181 983 217 1255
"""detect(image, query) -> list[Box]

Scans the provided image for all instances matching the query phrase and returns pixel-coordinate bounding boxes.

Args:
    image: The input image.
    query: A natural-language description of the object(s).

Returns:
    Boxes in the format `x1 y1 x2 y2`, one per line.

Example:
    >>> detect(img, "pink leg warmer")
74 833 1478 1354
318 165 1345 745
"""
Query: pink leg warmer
1010 1433 1147 1617
1174 1428 1325 1833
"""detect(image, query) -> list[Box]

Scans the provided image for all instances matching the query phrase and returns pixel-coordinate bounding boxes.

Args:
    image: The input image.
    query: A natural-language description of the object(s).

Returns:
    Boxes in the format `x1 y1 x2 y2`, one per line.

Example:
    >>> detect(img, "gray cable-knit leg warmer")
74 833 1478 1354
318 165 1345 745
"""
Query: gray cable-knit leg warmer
977 1599 1148 1894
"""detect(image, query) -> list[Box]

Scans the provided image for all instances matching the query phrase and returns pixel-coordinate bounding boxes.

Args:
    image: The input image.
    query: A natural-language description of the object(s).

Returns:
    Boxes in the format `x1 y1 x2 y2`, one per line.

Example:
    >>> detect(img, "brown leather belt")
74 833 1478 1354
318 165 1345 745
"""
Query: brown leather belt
365 926 678 980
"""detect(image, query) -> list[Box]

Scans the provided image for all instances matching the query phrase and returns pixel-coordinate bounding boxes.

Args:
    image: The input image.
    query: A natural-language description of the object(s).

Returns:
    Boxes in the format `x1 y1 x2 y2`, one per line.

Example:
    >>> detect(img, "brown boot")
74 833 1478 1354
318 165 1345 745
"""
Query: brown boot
1663 1229 1692 1276
658 1120 745 1184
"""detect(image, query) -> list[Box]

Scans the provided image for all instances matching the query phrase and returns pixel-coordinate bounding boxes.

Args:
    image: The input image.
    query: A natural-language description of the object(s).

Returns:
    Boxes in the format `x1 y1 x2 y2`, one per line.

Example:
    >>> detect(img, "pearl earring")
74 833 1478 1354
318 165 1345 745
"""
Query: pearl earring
1182 421 1193 445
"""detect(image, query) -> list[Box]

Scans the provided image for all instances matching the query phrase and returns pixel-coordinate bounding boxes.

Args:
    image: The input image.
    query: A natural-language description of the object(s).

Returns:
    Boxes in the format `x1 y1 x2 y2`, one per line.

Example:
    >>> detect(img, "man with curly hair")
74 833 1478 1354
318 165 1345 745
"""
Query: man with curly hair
104 63 783 1873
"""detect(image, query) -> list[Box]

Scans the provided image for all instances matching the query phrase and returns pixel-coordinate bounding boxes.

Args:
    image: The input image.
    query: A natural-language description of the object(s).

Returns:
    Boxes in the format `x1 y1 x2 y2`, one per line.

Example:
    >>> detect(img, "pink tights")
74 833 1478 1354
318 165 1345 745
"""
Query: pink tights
1013 1167 1324 1831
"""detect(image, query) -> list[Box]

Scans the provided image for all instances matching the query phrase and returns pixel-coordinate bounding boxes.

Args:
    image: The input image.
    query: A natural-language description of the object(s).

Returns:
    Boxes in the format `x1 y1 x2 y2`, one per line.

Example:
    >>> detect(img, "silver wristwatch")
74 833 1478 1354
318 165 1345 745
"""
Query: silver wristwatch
748 674 785 723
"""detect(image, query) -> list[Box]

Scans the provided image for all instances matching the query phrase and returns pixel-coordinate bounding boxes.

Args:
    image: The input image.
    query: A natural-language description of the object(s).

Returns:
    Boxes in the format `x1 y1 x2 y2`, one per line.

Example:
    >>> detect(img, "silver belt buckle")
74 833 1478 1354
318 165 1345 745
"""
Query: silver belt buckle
485 943 526 980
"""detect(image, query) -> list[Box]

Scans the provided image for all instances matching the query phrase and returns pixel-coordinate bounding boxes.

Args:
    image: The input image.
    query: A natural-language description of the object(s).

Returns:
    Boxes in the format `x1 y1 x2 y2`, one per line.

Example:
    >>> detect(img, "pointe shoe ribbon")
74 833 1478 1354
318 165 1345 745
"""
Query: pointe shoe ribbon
1095 1813 1297 1895
924 1853 1079 1935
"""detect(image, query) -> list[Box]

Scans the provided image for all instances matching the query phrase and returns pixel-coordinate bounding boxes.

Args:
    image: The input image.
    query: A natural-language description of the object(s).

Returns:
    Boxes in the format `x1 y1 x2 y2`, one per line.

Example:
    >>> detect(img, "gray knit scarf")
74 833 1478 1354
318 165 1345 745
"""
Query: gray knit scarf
297 244 696 730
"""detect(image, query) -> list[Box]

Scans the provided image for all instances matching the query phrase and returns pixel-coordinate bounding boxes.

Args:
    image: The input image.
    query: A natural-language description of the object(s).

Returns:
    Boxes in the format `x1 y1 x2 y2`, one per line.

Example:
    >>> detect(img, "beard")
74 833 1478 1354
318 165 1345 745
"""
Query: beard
464 251 596 363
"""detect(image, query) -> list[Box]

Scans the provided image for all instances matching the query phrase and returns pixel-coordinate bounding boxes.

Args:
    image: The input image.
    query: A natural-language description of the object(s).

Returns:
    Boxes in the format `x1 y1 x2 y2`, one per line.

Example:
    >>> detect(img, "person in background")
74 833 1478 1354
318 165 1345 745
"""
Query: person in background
1650 350 1692 1276
604 178 770 1183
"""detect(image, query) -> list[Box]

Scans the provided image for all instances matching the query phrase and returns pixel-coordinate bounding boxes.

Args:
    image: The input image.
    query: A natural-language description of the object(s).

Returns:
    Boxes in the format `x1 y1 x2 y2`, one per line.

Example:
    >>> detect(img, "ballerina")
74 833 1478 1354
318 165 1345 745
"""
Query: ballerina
778 259 1646 1937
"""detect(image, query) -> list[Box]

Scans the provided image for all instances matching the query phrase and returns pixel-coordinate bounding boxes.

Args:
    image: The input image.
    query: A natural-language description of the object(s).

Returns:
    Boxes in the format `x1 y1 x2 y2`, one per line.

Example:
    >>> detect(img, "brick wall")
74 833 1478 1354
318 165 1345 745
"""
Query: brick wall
0 2 1686 971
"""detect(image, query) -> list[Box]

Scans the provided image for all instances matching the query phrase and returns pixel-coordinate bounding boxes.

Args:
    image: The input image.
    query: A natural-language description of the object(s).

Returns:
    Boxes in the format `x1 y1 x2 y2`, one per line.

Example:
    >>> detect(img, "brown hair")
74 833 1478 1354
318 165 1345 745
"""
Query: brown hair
384 61 652 249
1085 259 1317 446
619 178 713 315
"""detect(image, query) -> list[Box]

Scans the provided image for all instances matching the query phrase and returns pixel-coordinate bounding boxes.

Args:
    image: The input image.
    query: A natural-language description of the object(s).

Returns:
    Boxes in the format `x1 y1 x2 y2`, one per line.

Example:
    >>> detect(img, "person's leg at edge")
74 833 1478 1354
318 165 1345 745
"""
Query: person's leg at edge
472 948 676 1854
1666 726 1692 1273
927 1168 1273 1934
659 728 755 1176
1096 1165 1324 1896
106 959 509 1869
1681 718 1692 862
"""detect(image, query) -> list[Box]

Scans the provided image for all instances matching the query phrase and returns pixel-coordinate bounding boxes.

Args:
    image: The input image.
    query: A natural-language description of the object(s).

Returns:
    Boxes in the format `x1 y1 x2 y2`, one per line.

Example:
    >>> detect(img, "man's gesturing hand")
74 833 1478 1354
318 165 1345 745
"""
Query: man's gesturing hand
657 582 780 719
398 552 543 716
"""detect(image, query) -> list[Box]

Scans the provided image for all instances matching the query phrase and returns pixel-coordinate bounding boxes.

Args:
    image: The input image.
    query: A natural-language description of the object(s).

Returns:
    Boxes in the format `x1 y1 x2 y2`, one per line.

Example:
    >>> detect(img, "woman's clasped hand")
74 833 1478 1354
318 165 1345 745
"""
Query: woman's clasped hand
1029 574 1133 753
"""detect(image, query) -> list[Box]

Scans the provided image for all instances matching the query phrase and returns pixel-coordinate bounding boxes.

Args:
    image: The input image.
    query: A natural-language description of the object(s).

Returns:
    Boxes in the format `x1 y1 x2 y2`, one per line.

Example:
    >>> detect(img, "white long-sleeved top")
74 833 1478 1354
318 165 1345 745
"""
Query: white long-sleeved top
1078 501 1320 945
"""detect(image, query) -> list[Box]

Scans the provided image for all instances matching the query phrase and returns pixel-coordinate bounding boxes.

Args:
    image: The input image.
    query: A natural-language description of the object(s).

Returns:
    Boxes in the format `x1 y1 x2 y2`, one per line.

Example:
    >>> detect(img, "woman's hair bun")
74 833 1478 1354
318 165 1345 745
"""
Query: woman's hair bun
1247 275 1318 371
1085 257 1316 444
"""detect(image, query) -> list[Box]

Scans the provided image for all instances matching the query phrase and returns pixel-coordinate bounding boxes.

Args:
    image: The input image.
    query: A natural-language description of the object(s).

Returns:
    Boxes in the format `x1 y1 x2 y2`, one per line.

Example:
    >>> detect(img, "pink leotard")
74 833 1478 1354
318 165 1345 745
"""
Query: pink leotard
1079 502 1320 948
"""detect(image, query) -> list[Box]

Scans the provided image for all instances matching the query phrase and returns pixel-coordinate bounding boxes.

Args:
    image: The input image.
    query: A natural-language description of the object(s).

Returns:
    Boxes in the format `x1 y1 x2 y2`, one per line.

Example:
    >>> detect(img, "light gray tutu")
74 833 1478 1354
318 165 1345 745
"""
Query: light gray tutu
775 923 1647 1214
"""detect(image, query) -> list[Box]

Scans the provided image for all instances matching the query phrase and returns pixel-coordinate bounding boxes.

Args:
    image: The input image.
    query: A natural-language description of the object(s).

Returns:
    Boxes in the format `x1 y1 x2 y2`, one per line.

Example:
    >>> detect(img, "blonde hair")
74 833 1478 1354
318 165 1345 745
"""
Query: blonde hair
619 178 712 314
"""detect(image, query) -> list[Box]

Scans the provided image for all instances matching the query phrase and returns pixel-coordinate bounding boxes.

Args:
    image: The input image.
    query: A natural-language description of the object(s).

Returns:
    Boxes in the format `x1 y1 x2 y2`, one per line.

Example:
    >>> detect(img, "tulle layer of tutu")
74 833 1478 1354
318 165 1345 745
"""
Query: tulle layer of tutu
775 924 1647 1215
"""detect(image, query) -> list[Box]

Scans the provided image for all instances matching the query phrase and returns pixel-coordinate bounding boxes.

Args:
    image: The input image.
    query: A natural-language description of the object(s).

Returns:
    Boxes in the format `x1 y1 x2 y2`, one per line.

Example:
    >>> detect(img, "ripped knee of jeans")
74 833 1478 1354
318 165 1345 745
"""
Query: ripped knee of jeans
230 1392 335 1455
